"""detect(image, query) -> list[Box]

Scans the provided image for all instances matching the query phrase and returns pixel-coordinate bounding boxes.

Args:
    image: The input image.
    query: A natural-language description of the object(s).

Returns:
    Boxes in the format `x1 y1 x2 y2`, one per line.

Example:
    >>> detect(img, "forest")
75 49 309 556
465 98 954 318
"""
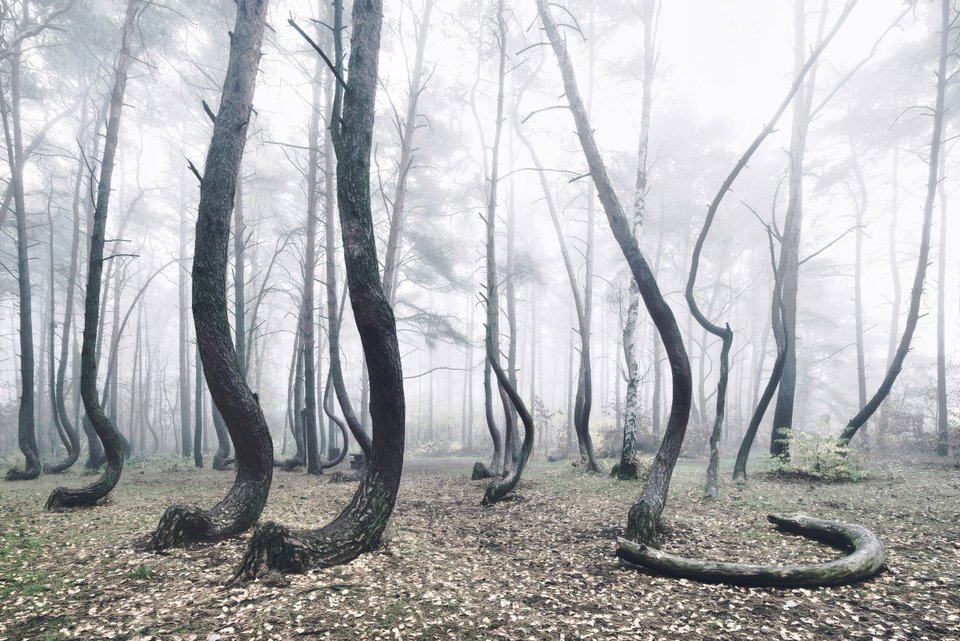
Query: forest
0 0 958 638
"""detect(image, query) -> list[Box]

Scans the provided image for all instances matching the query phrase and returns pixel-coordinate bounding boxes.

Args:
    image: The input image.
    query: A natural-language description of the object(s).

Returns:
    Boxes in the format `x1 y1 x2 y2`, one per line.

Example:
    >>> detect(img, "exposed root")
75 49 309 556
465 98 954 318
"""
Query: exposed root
616 513 886 588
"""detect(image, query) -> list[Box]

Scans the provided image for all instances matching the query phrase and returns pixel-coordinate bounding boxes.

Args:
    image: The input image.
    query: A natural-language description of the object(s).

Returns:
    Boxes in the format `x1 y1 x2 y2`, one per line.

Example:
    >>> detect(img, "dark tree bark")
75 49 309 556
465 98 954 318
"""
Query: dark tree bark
482 343 534 505
771 0 829 457
539 0 691 545
148 0 273 548
838 0 949 447
734 230 787 483
45 119 87 474
280 313 306 470
46 0 141 508
1 7 40 481
233 0 405 580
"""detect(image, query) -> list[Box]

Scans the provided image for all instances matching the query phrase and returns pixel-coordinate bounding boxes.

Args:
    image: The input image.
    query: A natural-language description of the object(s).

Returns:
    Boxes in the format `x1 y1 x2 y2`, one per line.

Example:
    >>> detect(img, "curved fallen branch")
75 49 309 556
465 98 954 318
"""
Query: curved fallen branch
616 513 885 588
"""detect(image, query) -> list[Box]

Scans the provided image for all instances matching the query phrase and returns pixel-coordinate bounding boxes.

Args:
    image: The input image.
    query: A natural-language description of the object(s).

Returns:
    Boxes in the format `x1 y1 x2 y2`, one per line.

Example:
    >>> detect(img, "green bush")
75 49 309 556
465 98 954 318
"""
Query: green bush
767 428 868 482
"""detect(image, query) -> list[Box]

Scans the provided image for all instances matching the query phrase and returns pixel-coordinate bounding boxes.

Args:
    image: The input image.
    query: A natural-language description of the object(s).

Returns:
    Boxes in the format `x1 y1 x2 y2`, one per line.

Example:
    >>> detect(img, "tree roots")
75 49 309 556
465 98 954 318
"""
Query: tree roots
616 513 886 588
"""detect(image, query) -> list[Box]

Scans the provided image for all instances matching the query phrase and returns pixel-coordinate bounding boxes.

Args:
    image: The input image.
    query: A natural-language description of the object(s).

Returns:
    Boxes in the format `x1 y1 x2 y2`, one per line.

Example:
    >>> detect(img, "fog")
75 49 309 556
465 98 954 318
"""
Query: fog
0 0 954 470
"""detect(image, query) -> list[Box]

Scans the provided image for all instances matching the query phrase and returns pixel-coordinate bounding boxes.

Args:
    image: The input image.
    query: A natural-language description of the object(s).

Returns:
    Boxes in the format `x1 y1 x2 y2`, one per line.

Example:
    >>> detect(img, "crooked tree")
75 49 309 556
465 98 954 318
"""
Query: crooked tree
46 0 141 508
233 0 406 580
538 0 691 544
148 0 273 548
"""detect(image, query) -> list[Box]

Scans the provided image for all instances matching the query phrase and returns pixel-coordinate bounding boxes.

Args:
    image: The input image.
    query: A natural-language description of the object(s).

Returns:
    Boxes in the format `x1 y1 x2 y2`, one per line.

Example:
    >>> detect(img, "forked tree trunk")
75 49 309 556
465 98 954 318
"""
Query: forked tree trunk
233 0 405 580
838 0 949 448
148 0 273 548
539 0 691 544
47 0 141 508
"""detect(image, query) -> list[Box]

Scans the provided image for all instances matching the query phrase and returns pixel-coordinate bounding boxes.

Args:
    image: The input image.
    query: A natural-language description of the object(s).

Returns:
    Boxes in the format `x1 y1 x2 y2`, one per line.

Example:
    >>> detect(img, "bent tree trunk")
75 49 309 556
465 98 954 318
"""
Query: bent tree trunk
233 0 405 580
2 22 39 481
617 513 885 587
837 0 948 448
539 0 692 545
320 374 350 470
148 0 273 549
46 0 141 507
45 123 87 475
686 3 854 497
482 345 534 506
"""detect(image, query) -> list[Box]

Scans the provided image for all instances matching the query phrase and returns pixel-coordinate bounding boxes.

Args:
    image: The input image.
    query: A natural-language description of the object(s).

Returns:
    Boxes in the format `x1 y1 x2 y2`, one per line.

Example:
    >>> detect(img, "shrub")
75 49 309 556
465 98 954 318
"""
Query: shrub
767 428 868 482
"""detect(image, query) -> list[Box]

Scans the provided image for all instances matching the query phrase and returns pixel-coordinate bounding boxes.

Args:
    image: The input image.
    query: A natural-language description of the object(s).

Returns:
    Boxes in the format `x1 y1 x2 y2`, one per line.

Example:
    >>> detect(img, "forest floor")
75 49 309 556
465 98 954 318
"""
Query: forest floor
0 454 958 641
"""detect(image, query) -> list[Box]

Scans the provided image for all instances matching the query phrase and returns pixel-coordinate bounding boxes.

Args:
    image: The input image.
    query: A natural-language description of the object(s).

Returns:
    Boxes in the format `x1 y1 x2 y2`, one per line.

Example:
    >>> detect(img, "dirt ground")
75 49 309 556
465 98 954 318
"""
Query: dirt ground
0 455 958 640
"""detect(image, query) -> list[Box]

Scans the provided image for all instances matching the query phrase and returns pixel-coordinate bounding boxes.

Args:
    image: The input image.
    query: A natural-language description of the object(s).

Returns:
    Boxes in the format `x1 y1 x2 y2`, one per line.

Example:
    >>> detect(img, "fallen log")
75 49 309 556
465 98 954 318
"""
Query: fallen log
616 513 885 588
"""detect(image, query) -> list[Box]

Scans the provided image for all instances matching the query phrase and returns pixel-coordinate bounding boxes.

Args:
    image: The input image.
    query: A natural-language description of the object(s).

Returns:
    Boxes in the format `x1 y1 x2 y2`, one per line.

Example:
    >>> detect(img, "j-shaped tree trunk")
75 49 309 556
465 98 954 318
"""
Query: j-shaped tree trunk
616 0 658 482
511 56 598 472
45 113 87 474
686 1 854 497
233 0 405 580
482 343 534 506
46 0 141 508
280 310 306 470
1 8 40 481
539 0 691 545
148 0 273 548
838 0 949 448
472 0 511 480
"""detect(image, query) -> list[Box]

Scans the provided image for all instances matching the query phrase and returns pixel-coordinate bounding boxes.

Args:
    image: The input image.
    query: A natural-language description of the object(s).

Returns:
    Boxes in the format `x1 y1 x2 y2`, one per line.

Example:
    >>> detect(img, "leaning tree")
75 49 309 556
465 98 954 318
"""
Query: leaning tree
147 0 274 549
46 0 141 509
232 0 406 580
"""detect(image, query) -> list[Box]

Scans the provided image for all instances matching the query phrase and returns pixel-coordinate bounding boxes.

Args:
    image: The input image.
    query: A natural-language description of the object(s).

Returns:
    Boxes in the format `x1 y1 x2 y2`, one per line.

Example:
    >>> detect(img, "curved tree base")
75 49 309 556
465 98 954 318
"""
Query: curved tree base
6 466 41 481
611 461 640 481
616 513 886 588
44 455 79 475
46 484 109 511
471 462 497 480
213 456 235 471
146 504 216 550
148 475 270 551
232 517 381 583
